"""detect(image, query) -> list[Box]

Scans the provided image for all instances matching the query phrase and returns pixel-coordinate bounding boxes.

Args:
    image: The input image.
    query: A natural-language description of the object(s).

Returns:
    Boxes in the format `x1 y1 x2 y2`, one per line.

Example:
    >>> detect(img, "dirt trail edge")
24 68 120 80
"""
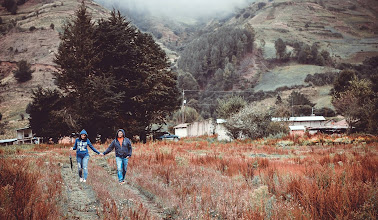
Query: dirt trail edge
94 158 168 219
61 164 101 219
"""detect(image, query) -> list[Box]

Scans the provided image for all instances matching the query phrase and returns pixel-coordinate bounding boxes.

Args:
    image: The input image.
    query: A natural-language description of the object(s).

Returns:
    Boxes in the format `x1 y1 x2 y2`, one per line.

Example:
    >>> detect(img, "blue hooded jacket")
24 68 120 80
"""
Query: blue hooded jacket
103 129 132 158
73 129 100 157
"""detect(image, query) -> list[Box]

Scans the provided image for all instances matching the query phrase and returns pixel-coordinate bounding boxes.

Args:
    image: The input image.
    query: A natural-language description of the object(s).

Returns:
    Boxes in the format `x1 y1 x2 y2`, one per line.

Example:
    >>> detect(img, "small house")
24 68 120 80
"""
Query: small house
16 127 34 144
289 116 326 127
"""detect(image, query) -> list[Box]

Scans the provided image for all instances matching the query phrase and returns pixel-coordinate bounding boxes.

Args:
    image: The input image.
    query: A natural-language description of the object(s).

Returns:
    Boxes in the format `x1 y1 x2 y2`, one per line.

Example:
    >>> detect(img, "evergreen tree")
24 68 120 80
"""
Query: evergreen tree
288 91 314 106
333 69 356 97
54 2 95 94
93 10 180 142
14 60 34 82
275 38 286 59
288 91 315 116
27 87 70 140
31 3 180 141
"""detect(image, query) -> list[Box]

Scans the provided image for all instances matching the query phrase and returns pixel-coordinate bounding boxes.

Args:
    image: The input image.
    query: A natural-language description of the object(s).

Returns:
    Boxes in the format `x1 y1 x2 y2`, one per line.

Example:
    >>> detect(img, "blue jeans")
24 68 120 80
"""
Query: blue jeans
115 157 129 182
77 155 89 180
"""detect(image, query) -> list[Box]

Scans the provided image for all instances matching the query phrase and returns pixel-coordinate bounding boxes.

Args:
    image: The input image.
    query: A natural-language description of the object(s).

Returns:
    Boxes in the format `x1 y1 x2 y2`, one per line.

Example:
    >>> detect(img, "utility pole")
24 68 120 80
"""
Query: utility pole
182 90 185 123
291 95 294 117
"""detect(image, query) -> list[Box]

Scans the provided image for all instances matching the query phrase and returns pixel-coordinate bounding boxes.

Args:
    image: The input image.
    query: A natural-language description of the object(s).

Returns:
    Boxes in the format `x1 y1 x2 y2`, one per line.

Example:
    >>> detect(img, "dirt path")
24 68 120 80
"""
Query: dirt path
93 158 168 219
61 164 101 220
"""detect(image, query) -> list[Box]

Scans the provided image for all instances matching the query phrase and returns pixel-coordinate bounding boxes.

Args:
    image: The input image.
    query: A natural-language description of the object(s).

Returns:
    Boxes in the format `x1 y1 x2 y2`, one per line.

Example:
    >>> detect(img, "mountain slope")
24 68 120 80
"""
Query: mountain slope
0 0 111 138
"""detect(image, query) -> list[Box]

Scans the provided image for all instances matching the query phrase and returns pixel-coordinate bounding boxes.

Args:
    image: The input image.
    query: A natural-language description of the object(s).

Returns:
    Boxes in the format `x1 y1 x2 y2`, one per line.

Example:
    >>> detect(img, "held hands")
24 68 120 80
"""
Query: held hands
70 147 74 151
99 153 104 156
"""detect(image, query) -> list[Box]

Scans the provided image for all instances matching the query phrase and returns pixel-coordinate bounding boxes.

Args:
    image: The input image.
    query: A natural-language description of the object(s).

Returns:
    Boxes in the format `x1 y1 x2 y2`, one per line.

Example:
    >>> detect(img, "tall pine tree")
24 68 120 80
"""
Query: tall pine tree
94 11 180 141
30 3 180 141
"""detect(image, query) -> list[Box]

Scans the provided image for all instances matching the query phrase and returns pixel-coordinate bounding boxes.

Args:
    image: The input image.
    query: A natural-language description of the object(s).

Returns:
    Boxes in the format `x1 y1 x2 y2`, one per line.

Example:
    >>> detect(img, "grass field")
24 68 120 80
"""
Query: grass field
254 65 336 91
1 135 377 219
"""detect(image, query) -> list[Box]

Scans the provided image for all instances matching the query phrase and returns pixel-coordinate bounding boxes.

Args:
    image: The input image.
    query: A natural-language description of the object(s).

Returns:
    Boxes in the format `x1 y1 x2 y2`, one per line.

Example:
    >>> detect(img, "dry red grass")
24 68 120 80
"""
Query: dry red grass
2 134 376 219
0 156 63 219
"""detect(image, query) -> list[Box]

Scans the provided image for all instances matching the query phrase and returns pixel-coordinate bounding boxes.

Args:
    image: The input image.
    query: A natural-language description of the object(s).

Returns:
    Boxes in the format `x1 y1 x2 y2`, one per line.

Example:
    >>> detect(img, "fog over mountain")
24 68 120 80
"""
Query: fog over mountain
94 0 255 19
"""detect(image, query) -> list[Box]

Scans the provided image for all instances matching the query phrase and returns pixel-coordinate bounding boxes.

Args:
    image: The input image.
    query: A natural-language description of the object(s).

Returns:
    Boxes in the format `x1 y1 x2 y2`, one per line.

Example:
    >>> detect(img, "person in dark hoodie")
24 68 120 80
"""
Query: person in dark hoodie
70 129 102 183
103 129 132 185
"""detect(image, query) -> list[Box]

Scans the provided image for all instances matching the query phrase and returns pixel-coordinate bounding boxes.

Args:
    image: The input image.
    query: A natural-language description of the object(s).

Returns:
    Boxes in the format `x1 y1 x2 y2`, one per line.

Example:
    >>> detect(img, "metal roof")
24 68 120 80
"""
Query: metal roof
16 127 31 131
289 125 306 131
174 123 190 129
216 119 227 124
0 138 17 144
289 116 326 121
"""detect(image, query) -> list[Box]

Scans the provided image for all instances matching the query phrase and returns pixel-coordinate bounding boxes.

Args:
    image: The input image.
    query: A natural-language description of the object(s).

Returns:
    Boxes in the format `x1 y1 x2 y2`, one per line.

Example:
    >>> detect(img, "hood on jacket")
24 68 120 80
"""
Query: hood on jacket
79 129 88 140
80 129 88 136
116 129 126 139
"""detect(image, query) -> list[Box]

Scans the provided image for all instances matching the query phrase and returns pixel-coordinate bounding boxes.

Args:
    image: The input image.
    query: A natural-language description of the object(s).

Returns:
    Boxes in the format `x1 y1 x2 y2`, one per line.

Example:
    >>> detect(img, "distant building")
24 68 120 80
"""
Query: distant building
174 119 214 138
308 119 349 134
173 123 190 138
174 119 232 141
273 116 349 135
16 127 34 144
289 125 306 136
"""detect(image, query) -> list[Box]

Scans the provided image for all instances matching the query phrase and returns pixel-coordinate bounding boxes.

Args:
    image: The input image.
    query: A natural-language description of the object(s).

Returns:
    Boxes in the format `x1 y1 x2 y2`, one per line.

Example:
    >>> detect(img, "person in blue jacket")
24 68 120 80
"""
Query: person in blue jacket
70 129 102 183
103 129 132 185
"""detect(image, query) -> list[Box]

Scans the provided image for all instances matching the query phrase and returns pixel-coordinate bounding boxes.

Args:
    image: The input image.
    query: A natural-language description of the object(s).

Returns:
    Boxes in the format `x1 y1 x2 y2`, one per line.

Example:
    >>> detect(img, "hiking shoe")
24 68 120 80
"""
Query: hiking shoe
119 181 124 185
80 178 84 182
83 179 86 183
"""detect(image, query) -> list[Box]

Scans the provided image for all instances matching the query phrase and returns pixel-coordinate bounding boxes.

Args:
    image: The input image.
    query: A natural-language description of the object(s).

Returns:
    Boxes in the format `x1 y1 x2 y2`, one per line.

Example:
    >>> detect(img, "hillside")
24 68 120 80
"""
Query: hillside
173 0 378 117
1 0 377 138
0 0 111 138
209 0 378 86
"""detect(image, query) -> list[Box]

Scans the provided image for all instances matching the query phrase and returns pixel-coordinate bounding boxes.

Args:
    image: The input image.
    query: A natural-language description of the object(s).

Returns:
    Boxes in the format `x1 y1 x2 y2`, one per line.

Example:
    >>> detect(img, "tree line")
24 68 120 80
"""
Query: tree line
175 25 254 118
275 38 333 66
27 2 180 142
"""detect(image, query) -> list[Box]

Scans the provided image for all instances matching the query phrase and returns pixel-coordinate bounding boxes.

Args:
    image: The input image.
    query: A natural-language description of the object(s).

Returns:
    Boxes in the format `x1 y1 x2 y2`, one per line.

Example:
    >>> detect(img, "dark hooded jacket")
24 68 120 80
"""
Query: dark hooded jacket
73 129 100 157
103 129 132 158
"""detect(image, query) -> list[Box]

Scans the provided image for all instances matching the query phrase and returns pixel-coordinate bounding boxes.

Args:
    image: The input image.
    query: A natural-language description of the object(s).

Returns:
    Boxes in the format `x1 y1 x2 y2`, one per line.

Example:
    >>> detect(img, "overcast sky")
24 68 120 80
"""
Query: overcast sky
94 0 254 19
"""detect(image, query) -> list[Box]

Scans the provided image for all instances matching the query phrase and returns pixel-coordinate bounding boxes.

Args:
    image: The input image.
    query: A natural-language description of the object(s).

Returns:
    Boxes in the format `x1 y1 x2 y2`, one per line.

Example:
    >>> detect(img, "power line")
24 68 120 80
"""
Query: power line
183 89 255 93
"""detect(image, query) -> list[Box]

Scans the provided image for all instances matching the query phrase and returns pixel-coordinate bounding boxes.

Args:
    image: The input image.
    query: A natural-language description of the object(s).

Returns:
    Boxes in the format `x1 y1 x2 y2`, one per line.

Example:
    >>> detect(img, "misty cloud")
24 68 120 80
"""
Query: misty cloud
94 0 254 19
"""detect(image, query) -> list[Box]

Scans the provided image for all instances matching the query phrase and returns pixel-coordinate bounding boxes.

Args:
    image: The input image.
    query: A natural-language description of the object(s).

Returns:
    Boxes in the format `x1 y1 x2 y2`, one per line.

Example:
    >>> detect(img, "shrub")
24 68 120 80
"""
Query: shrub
258 2 266 10
224 105 288 140
29 26 36 31
314 107 336 117
13 60 34 82
17 0 26 5
304 72 338 86
2 0 17 13
50 23 55 29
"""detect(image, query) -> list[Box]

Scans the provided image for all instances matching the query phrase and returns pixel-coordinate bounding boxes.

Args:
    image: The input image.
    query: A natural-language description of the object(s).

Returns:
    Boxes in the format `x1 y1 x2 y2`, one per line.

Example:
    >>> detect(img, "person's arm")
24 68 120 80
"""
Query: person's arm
87 139 100 154
71 139 78 150
127 139 132 157
103 140 115 155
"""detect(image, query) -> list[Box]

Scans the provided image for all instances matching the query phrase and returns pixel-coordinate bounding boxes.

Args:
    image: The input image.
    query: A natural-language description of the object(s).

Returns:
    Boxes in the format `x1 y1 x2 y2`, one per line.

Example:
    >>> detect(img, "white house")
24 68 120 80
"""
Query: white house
289 116 326 127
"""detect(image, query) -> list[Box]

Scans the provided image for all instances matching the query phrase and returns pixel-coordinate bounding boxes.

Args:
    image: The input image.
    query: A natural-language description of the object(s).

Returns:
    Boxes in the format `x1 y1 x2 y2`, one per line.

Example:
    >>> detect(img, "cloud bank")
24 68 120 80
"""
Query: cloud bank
94 0 254 19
